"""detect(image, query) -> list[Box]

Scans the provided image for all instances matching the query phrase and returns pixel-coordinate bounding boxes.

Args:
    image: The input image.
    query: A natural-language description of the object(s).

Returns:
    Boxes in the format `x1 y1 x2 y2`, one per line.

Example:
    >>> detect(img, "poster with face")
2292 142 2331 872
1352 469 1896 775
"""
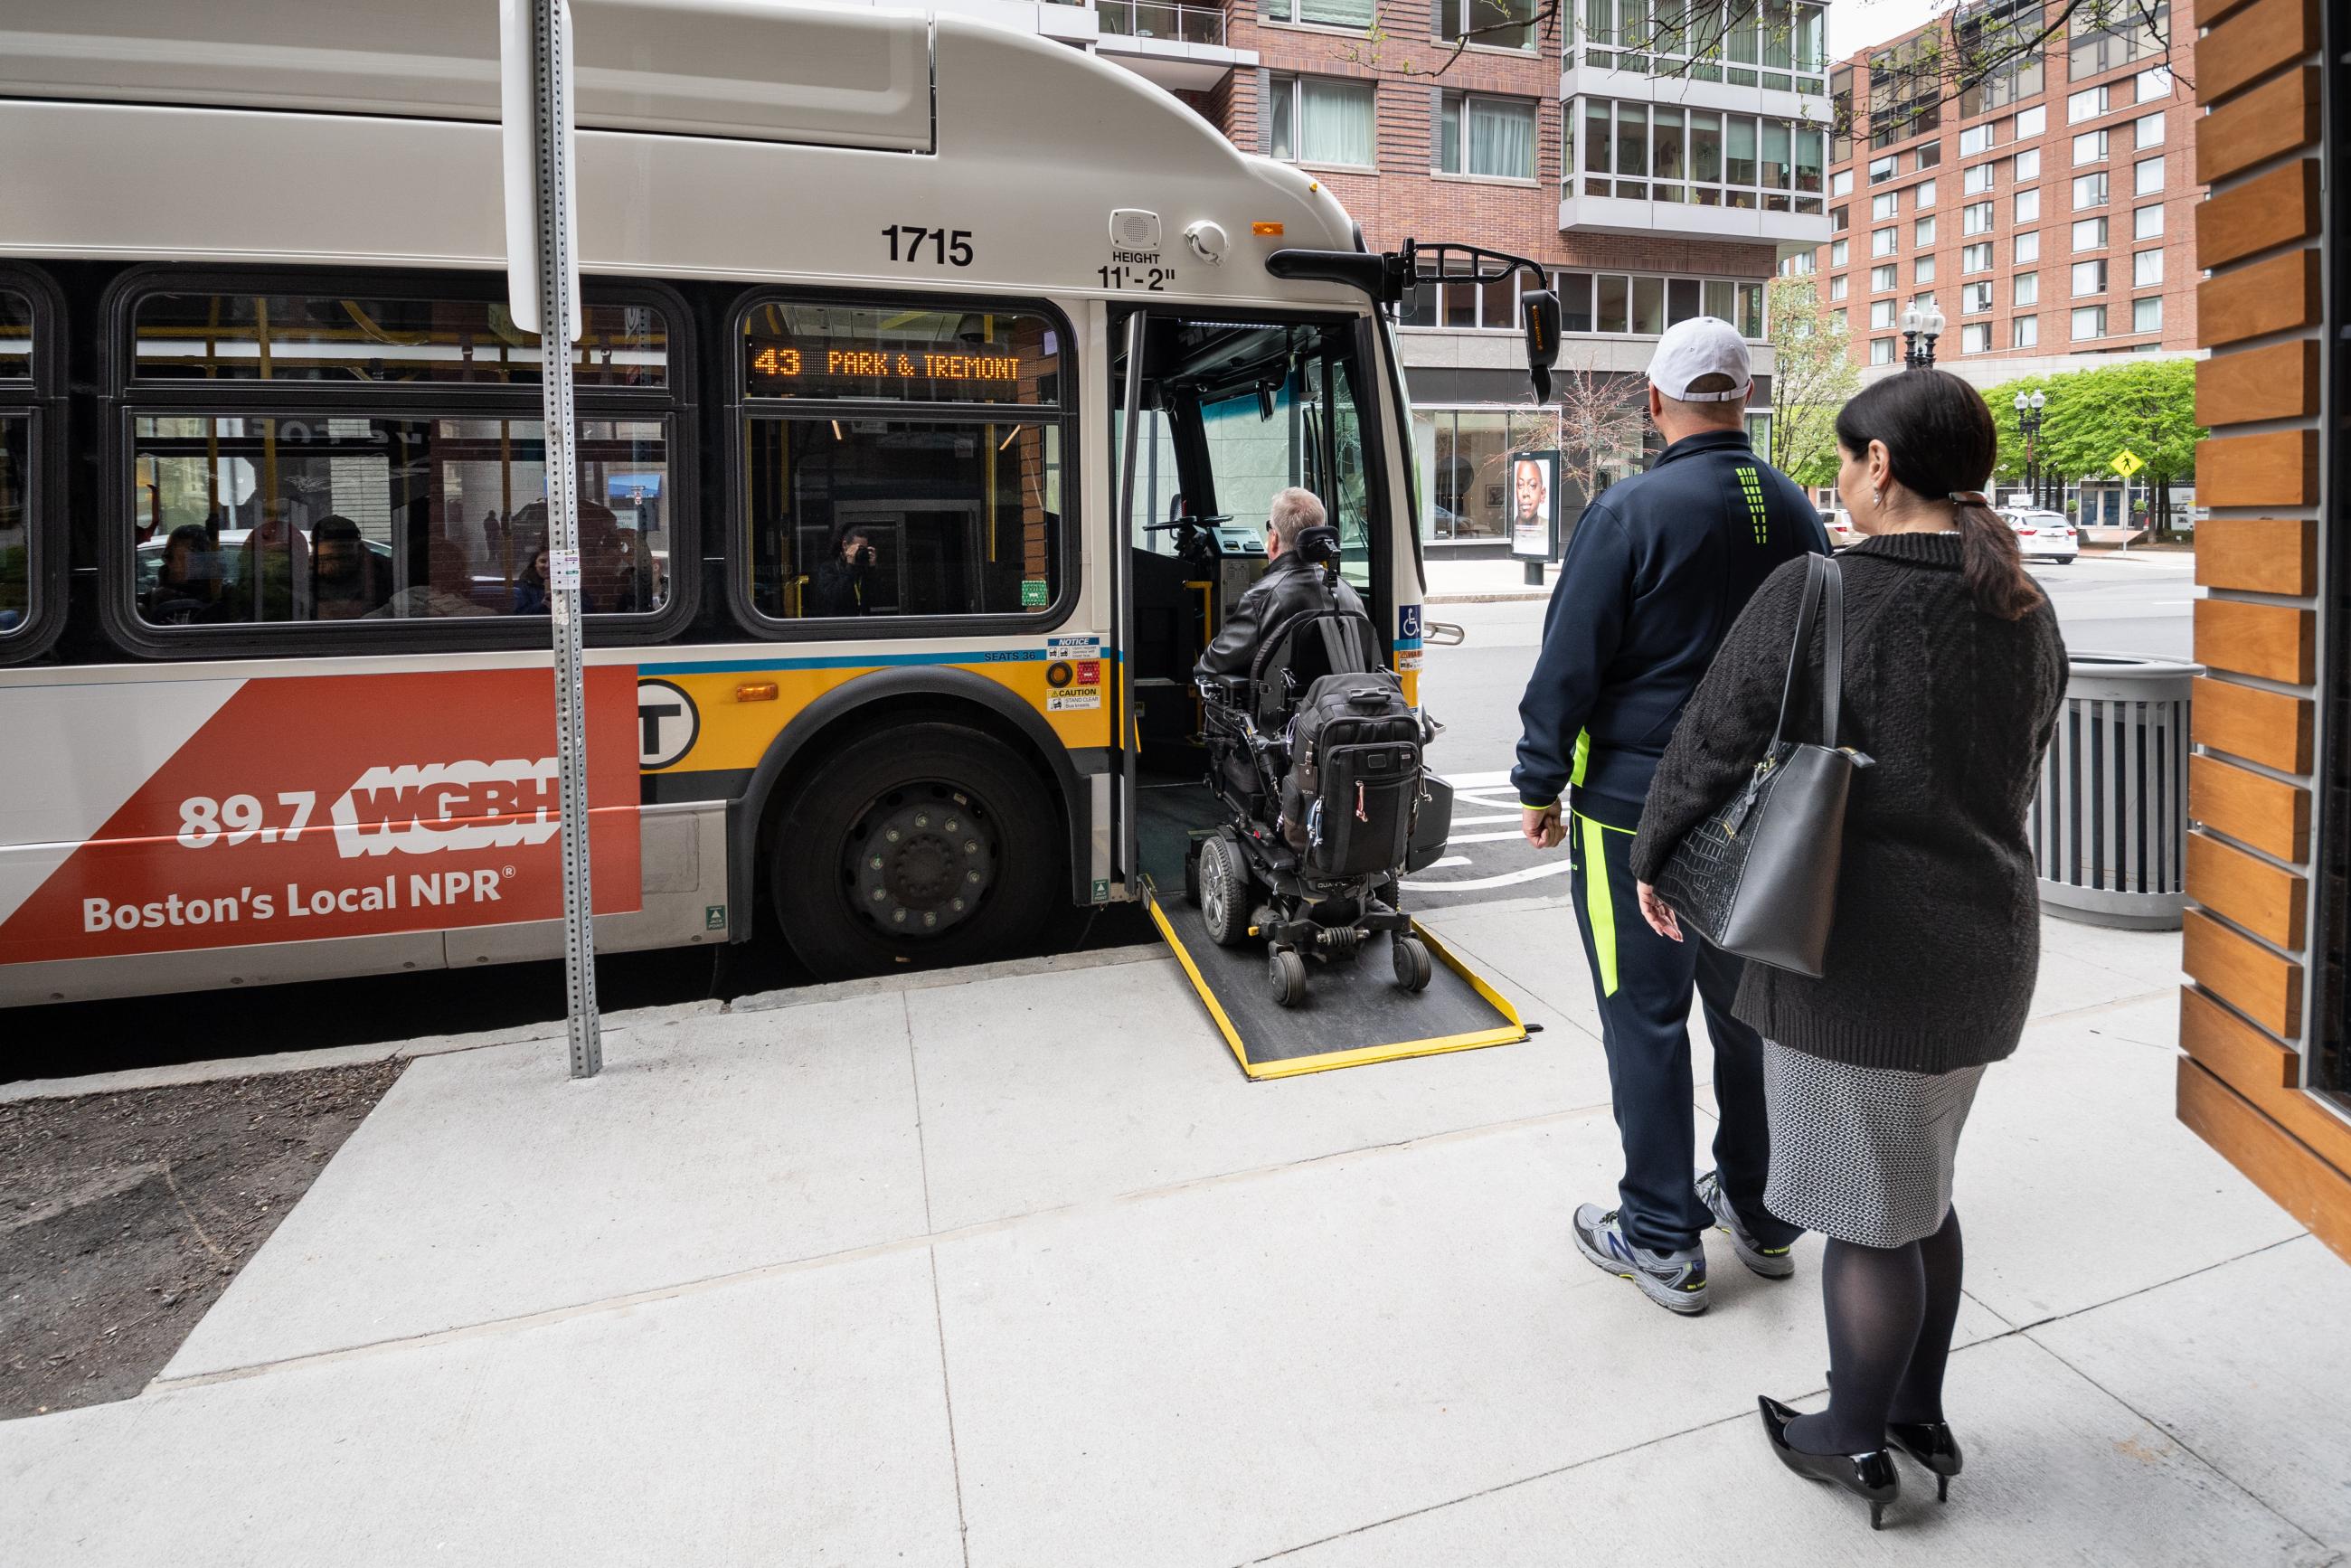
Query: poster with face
1508 449 1561 562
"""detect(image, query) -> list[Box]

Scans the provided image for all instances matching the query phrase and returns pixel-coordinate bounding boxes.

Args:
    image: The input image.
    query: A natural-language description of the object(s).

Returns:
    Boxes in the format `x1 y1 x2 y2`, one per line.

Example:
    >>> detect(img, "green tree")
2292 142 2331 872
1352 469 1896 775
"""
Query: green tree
1763 276 1857 491
1982 358 2202 524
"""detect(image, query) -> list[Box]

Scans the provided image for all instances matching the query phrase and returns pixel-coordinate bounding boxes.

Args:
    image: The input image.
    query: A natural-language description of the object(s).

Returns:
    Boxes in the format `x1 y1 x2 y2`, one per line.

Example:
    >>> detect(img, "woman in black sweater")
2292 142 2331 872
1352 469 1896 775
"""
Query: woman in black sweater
1629 370 2067 1526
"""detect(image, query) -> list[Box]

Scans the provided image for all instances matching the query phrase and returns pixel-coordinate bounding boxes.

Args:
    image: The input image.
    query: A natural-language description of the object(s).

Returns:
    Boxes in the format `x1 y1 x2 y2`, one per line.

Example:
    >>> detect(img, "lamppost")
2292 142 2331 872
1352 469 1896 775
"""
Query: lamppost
2014 389 2047 509
1900 303 1946 371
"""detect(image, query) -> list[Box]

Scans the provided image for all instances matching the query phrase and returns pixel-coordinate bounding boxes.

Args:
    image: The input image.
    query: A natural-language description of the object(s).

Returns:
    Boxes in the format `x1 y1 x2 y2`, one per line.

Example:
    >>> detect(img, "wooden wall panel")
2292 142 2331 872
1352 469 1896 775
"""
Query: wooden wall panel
2194 516 2316 595
2191 677 2313 773
2194 599 2316 685
2195 0 2320 106
2196 66 2318 184
2182 909 2304 1038
2196 429 2319 508
2196 342 2319 430
2190 753 2311 861
2186 831 2308 948
2180 991 2351 1180
2196 160 2320 269
2178 1059 2351 1266
2197 250 2321 348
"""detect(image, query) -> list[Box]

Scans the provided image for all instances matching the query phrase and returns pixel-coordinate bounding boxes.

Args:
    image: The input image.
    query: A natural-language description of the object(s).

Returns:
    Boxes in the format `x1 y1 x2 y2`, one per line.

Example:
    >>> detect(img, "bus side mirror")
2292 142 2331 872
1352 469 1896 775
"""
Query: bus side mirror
1521 288 1561 403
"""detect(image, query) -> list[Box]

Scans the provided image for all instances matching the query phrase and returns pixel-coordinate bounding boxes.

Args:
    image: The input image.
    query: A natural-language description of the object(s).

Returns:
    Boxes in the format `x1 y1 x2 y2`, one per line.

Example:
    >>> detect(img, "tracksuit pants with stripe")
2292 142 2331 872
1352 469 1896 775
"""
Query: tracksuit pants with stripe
1568 802 1803 1257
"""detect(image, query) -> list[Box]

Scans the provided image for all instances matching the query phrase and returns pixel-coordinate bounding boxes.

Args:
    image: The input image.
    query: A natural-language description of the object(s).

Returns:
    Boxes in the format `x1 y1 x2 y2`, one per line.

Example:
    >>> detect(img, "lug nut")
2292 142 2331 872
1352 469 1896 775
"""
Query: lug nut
892 909 907 923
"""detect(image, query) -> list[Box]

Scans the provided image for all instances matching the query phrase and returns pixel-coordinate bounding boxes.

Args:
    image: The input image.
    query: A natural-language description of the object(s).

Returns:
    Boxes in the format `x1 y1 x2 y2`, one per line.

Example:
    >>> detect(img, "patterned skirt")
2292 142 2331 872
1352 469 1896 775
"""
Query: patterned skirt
1761 1040 1987 1248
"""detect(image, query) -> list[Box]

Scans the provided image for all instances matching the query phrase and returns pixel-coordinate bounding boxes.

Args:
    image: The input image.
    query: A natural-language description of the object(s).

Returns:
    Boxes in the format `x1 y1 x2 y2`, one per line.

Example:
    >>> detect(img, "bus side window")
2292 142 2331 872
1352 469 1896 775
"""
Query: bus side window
739 298 1071 625
0 287 42 656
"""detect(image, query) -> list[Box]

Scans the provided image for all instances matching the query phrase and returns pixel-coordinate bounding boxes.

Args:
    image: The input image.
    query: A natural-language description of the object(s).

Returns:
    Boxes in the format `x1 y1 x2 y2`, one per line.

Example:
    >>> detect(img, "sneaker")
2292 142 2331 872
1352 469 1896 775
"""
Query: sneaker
1696 1169 1796 1280
1572 1203 1709 1315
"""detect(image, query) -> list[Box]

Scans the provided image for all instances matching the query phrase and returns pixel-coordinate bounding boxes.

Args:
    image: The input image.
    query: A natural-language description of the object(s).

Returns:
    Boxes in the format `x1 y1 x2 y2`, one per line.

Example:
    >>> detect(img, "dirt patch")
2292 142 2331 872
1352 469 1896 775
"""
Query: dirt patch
1 1059 403 1419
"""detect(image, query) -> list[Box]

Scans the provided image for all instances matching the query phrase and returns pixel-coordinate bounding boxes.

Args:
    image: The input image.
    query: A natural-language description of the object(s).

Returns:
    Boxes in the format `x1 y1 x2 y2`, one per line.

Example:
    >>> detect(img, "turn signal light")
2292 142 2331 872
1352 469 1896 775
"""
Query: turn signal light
735 682 779 703
1252 222 1284 236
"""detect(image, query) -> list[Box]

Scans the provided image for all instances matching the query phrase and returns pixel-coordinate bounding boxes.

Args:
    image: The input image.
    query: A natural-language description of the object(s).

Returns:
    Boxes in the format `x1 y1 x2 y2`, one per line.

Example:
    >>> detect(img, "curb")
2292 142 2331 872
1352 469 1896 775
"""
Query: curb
0 942 1170 1104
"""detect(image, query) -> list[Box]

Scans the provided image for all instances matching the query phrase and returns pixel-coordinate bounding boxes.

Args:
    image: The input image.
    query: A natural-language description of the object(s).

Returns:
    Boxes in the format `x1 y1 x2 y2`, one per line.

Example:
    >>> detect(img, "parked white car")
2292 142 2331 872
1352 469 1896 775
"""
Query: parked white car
2001 508 2079 564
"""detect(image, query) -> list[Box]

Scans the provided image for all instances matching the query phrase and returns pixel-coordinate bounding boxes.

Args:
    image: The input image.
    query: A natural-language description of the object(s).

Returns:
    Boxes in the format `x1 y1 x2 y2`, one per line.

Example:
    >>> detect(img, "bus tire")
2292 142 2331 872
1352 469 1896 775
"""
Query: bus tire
769 721 1062 978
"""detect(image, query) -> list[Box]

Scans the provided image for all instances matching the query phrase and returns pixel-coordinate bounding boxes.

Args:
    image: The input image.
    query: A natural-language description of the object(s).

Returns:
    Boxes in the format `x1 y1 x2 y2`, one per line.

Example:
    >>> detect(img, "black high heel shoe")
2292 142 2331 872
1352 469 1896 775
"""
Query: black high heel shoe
1887 1419 1963 1502
1823 1369 1963 1502
1758 1395 1901 1530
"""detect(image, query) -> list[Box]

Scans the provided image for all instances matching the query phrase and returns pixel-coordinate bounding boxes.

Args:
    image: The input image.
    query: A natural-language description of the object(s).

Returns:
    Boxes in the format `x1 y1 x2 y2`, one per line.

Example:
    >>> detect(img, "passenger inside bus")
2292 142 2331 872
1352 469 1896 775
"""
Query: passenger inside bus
233 505 309 622
311 515 392 619
810 524 876 617
141 523 228 625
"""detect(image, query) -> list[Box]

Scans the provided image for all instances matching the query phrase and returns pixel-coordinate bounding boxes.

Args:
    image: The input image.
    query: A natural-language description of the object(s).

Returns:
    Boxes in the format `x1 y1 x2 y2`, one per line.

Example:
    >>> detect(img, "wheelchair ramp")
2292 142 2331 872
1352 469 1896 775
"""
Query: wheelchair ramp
1145 882 1527 1080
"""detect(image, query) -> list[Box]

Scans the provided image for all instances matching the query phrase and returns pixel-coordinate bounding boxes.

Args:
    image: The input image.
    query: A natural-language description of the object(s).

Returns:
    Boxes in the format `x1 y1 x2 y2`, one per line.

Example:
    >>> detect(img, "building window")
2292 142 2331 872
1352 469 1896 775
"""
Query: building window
2133 156 2165 195
2071 0 2169 80
1419 408 1552 543
2068 85 2110 124
2016 231 2041 264
1961 242 1993 273
1270 75 1376 166
1868 155 1897 184
1914 178 1938 208
1572 100 1822 213
1873 227 1897 257
1572 0 1827 93
1961 322 1992 354
1964 162 1996 194
2133 204 2165 241
2016 104 2047 139
1915 255 1937 283
1832 168 1854 196
1265 0 1383 25
2133 295 2163 333
1831 204 1850 231
1914 215 1937 246
2132 248 2163 288
1915 142 1943 170
1438 92 1535 178
1869 33 1942 148
1831 239 1850 265
1872 263 1897 291
1870 336 1897 365
1434 0 1536 50
2016 188 2041 223
2072 129 2109 165
2072 259 2108 297
1830 273 1849 299
2012 314 2038 347
2072 304 2106 341
1873 192 1898 220
2135 111 2165 147
2015 271 2039 306
1871 298 1896 328
2016 146 2041 180
1829 307 1847 333
2072 216 2109 250
2137 66 2174 102
1962 280 1993 314
1963 201 1995 235
1959 124 1993 157
2072 172 2109 209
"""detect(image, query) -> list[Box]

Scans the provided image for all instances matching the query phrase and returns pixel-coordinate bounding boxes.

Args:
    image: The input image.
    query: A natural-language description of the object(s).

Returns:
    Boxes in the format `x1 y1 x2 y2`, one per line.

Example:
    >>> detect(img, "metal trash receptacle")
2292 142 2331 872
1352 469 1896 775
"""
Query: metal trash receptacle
2032 653 2202 930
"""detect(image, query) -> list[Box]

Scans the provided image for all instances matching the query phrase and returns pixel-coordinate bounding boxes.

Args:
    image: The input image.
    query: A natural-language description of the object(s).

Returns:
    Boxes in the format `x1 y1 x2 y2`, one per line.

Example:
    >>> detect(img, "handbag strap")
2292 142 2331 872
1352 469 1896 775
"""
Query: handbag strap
1768 553 1844 751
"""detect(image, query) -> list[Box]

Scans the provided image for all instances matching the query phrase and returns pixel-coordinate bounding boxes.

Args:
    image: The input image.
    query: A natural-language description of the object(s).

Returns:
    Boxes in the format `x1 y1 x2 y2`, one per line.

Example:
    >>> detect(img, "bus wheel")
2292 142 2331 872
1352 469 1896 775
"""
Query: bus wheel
770 722 1061 978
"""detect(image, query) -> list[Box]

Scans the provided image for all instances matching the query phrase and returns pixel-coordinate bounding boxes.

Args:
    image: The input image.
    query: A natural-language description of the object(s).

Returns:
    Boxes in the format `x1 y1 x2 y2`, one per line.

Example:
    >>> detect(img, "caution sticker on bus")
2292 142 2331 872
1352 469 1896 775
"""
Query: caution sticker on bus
0 669 641 965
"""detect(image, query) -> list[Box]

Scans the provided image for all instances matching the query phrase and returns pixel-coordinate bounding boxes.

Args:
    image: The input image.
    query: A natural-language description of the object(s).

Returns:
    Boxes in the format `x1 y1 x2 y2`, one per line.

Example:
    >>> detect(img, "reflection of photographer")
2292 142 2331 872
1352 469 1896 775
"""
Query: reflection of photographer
812 525 877 617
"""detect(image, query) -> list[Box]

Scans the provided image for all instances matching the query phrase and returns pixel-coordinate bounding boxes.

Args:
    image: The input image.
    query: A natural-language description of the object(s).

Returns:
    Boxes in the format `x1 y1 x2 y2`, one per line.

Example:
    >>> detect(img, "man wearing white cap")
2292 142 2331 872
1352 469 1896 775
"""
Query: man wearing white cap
1510 316 1831 1315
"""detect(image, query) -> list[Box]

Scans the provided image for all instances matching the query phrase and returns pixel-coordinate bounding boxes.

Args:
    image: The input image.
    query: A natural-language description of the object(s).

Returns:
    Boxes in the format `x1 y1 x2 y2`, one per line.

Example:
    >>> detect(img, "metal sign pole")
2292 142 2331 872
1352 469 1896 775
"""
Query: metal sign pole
510 0 601 1078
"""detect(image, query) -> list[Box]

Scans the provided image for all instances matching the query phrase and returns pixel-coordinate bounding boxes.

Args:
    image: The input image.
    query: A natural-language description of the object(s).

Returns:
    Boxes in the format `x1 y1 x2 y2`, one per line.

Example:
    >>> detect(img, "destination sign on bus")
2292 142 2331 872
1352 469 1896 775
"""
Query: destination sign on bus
740 301 1057 406
748 345 1024 390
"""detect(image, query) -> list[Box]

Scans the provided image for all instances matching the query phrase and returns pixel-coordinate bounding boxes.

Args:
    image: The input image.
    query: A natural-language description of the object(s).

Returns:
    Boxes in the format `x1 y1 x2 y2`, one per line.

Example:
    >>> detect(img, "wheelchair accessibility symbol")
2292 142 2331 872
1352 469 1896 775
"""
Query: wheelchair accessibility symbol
1398 604 1422 642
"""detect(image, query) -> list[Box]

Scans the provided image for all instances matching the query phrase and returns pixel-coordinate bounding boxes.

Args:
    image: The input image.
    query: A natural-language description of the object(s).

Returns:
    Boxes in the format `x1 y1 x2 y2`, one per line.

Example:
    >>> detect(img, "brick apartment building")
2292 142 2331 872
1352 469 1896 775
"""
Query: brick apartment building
933 0 1830 555
1800 0 2204 398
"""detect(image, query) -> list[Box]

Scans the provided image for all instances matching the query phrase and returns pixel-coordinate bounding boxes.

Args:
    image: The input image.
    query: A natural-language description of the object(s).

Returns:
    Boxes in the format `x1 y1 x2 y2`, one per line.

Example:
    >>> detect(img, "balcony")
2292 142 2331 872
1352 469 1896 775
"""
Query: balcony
1561 99 1832 246
1563 0 1831 125
1091 0 1252 91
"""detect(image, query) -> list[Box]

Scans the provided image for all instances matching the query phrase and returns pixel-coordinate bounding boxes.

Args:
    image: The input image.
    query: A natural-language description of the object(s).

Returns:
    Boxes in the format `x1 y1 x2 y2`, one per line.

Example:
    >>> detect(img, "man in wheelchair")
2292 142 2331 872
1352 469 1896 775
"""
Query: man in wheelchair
1188 487 1450 1007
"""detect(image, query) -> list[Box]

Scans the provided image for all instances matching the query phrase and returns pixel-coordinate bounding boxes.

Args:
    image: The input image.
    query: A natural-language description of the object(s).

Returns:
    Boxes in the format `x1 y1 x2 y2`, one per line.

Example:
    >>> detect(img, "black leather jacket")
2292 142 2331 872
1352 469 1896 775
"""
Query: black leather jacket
1194 549 1369 680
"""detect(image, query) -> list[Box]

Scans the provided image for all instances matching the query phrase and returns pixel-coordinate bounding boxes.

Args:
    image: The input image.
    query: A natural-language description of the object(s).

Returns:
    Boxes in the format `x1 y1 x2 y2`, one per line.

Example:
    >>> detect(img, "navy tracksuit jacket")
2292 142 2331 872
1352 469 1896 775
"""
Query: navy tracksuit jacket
1512 427 1828 1254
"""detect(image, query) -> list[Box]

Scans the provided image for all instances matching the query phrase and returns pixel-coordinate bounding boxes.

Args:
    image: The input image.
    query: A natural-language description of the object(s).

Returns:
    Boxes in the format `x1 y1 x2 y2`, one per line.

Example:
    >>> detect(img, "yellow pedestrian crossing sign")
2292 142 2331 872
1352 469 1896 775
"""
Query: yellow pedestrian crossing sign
2110 449 2144 477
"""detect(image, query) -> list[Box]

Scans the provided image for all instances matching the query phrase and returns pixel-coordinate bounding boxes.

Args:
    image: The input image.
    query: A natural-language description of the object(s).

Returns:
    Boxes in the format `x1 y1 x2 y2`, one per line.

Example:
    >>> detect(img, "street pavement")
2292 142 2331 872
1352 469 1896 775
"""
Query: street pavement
1407 553 2196 911
5 912 2343 1566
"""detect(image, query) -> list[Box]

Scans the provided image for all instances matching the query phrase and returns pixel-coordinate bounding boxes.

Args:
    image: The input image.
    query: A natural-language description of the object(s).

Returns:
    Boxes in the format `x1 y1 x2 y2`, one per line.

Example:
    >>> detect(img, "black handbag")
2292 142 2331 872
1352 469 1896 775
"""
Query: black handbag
1652 553 1872 978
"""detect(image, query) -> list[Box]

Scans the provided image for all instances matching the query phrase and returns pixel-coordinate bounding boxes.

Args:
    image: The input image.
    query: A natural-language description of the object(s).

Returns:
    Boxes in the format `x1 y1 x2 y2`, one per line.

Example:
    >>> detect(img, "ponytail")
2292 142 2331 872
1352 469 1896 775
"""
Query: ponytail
1834 372 2042 620
1951 496 2042 621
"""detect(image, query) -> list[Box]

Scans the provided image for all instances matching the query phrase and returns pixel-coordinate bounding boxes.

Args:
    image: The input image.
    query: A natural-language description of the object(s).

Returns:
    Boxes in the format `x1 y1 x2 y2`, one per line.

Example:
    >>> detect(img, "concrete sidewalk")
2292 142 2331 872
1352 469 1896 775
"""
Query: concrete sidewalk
5 904 2346 1566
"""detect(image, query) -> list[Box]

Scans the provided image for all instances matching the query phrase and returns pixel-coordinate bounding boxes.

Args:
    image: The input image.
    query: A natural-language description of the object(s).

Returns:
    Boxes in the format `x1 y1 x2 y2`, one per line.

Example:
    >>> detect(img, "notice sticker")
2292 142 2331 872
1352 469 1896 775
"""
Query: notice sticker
1048 692 1102 712
1048 635 1101 656
1021 579 1050 608
550 549 581 592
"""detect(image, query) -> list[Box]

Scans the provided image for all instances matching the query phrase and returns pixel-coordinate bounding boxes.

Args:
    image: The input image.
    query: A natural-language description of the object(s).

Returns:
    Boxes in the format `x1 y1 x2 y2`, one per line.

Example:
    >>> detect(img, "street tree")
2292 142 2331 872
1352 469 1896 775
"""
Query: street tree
1552 367 1650 515
1764 275 1857 489
1982 357 2203 529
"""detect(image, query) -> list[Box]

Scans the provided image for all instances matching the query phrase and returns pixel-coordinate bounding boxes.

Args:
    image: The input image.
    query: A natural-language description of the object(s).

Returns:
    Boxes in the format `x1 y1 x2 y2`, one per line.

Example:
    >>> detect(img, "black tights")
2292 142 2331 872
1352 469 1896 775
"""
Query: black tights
1785 1208 1964 1456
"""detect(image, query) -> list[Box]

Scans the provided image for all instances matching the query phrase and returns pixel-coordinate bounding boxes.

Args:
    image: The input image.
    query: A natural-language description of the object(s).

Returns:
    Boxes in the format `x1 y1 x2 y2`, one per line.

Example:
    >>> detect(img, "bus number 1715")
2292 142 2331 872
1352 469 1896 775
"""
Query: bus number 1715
883 226 974 267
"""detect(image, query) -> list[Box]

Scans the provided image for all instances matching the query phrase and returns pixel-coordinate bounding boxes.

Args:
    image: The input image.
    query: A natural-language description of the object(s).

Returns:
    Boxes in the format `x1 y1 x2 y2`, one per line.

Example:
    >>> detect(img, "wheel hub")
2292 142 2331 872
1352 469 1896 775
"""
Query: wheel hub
846 789 995 938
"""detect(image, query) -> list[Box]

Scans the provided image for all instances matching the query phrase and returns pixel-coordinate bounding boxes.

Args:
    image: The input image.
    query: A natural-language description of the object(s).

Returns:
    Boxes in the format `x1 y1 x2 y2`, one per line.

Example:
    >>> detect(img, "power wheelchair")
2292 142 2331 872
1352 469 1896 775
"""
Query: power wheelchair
1185 531 1455 1007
